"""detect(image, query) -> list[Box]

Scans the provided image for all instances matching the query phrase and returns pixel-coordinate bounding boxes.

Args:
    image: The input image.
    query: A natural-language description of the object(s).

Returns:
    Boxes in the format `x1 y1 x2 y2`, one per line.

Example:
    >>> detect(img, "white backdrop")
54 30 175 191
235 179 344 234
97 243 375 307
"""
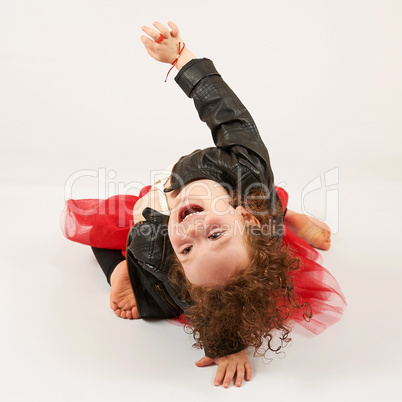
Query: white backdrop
1 1 401 401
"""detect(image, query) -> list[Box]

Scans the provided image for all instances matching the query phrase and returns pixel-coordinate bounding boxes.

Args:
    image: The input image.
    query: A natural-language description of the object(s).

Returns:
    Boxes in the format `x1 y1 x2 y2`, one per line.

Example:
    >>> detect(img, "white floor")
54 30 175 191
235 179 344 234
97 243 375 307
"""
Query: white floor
1 1 402 401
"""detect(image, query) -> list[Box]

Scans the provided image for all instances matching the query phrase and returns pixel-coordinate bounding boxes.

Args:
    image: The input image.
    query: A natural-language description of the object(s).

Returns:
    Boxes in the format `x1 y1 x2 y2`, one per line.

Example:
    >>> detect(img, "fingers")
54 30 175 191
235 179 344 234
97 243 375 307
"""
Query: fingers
140 35 158 58
214 361 238 388
141 25 161 42
142 21 179 42
195 356 214 367
140 21 182 64
222 364 237 388
195 351 252 388
235 365 245 387
140 34 155 46
214 362 227 387
140 29 162 60
245 361 252 381
213 360 252 388
153 21 170 38
168 21 179 37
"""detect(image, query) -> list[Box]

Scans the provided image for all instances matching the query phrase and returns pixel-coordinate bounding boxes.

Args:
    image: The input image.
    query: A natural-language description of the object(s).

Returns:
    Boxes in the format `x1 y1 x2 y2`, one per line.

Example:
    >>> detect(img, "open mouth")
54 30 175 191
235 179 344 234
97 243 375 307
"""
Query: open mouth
178 204 205 223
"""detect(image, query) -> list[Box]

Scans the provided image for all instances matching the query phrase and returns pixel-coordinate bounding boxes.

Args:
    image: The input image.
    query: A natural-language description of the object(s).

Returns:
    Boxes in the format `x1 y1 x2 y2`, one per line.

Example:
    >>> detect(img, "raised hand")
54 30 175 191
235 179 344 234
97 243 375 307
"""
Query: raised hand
140 21 195 71
140 21 183 64
195 349 252 388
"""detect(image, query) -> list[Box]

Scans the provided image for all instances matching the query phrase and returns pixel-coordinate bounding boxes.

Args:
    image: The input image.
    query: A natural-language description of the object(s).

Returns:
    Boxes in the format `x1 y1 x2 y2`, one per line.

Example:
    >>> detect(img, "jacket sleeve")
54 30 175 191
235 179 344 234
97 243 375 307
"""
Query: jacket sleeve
175 58 274 189
203 336 246 359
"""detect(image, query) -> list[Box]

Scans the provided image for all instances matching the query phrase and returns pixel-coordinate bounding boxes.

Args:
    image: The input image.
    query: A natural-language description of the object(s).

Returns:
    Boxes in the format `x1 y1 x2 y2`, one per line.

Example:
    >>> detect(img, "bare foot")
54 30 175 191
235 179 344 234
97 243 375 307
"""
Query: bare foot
284 210 331 250
110 260 140 319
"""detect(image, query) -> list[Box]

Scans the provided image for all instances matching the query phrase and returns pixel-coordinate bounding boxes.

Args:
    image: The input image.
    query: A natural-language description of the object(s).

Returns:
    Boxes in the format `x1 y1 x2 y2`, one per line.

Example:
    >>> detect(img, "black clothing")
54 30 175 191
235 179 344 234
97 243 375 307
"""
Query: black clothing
92 247 125 285
95 58 282 357
164 59 275 198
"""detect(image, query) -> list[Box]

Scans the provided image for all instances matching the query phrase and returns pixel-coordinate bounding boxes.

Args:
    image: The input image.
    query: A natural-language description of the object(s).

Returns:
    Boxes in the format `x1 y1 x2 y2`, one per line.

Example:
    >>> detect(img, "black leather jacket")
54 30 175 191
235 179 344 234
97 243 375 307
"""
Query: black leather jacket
126 58 280 355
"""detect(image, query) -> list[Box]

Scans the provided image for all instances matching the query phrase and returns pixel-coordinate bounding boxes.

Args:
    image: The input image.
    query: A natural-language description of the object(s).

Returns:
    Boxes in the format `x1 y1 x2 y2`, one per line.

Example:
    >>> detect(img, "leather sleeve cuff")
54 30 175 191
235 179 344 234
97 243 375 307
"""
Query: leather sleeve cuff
175 58 220 97
204 338 246 359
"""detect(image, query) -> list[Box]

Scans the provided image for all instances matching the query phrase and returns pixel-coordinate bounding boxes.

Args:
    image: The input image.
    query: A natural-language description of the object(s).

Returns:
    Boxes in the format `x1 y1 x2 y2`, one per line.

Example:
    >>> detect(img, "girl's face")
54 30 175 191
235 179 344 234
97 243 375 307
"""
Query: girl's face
167 180 258 286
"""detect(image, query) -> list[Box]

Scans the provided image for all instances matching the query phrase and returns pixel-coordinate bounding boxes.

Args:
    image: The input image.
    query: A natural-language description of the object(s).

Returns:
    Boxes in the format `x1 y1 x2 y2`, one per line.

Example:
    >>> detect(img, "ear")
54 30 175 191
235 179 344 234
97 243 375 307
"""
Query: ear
235 206 260 226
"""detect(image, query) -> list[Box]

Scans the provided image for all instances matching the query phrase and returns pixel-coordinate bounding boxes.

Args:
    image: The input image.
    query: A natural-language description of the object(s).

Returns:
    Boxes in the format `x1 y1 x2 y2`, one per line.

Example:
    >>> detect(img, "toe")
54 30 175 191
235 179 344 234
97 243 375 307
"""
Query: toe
132 306 140 319
319 237 331 250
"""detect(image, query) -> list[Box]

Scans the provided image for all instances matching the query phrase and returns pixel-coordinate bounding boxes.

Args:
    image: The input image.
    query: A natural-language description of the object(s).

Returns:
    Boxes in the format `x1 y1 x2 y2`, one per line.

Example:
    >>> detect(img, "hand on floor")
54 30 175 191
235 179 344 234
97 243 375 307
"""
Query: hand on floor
110 260 140 319
195 349 252 388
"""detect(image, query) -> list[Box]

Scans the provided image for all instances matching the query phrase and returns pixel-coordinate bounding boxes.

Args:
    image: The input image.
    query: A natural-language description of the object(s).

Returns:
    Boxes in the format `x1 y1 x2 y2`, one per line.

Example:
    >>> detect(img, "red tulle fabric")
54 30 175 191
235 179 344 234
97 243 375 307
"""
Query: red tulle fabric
61 186 151 258
61 186 346 335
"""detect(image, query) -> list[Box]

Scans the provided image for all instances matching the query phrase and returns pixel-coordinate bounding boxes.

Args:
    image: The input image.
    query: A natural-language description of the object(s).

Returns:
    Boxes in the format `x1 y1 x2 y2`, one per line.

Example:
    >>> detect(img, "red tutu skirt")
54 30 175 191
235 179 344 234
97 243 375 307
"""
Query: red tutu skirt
61 186 346 335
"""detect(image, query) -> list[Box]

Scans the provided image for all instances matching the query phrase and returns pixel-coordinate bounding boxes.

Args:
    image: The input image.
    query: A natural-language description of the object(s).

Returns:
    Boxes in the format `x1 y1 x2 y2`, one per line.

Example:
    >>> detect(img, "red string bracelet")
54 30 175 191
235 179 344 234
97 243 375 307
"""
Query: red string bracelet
164 42 185 82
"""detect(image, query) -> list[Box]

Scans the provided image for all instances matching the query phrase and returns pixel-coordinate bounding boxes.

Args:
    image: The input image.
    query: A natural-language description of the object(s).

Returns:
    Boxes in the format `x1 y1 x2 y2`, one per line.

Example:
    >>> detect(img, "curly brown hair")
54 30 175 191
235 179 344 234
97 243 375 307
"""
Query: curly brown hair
168 188 312 358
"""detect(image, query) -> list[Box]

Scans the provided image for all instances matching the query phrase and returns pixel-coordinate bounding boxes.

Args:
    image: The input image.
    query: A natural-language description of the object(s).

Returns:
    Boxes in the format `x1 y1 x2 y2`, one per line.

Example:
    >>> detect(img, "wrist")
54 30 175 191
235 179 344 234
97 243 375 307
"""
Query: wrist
175 48 196 71
164 44 194 82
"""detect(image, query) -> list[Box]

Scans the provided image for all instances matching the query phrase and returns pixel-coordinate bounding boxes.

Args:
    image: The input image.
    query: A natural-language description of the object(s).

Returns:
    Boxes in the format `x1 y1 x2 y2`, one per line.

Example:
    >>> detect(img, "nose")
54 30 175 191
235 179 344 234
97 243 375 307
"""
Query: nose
185 221 205 238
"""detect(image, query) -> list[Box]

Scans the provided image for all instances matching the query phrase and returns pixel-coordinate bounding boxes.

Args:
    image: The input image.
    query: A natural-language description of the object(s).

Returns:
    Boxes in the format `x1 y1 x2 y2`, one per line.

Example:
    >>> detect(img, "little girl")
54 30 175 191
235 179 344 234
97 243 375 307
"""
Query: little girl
62 21 346 388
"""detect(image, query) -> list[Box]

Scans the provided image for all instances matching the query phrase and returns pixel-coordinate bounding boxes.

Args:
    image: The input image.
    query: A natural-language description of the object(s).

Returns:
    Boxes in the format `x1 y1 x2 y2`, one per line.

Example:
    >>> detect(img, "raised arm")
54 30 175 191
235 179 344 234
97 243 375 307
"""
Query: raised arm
140 21 274 189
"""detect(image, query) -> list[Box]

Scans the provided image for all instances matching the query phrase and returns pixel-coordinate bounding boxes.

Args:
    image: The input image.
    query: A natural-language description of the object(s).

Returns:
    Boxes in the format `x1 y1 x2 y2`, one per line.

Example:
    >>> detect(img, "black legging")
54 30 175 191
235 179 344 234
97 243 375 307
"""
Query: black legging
91 247 125 285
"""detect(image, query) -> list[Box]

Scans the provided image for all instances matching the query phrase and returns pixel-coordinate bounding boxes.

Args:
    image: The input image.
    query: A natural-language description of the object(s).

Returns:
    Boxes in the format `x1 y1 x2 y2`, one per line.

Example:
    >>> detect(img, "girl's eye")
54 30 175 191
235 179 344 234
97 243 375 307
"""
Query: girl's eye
208 232 223 240
182 246 192 255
